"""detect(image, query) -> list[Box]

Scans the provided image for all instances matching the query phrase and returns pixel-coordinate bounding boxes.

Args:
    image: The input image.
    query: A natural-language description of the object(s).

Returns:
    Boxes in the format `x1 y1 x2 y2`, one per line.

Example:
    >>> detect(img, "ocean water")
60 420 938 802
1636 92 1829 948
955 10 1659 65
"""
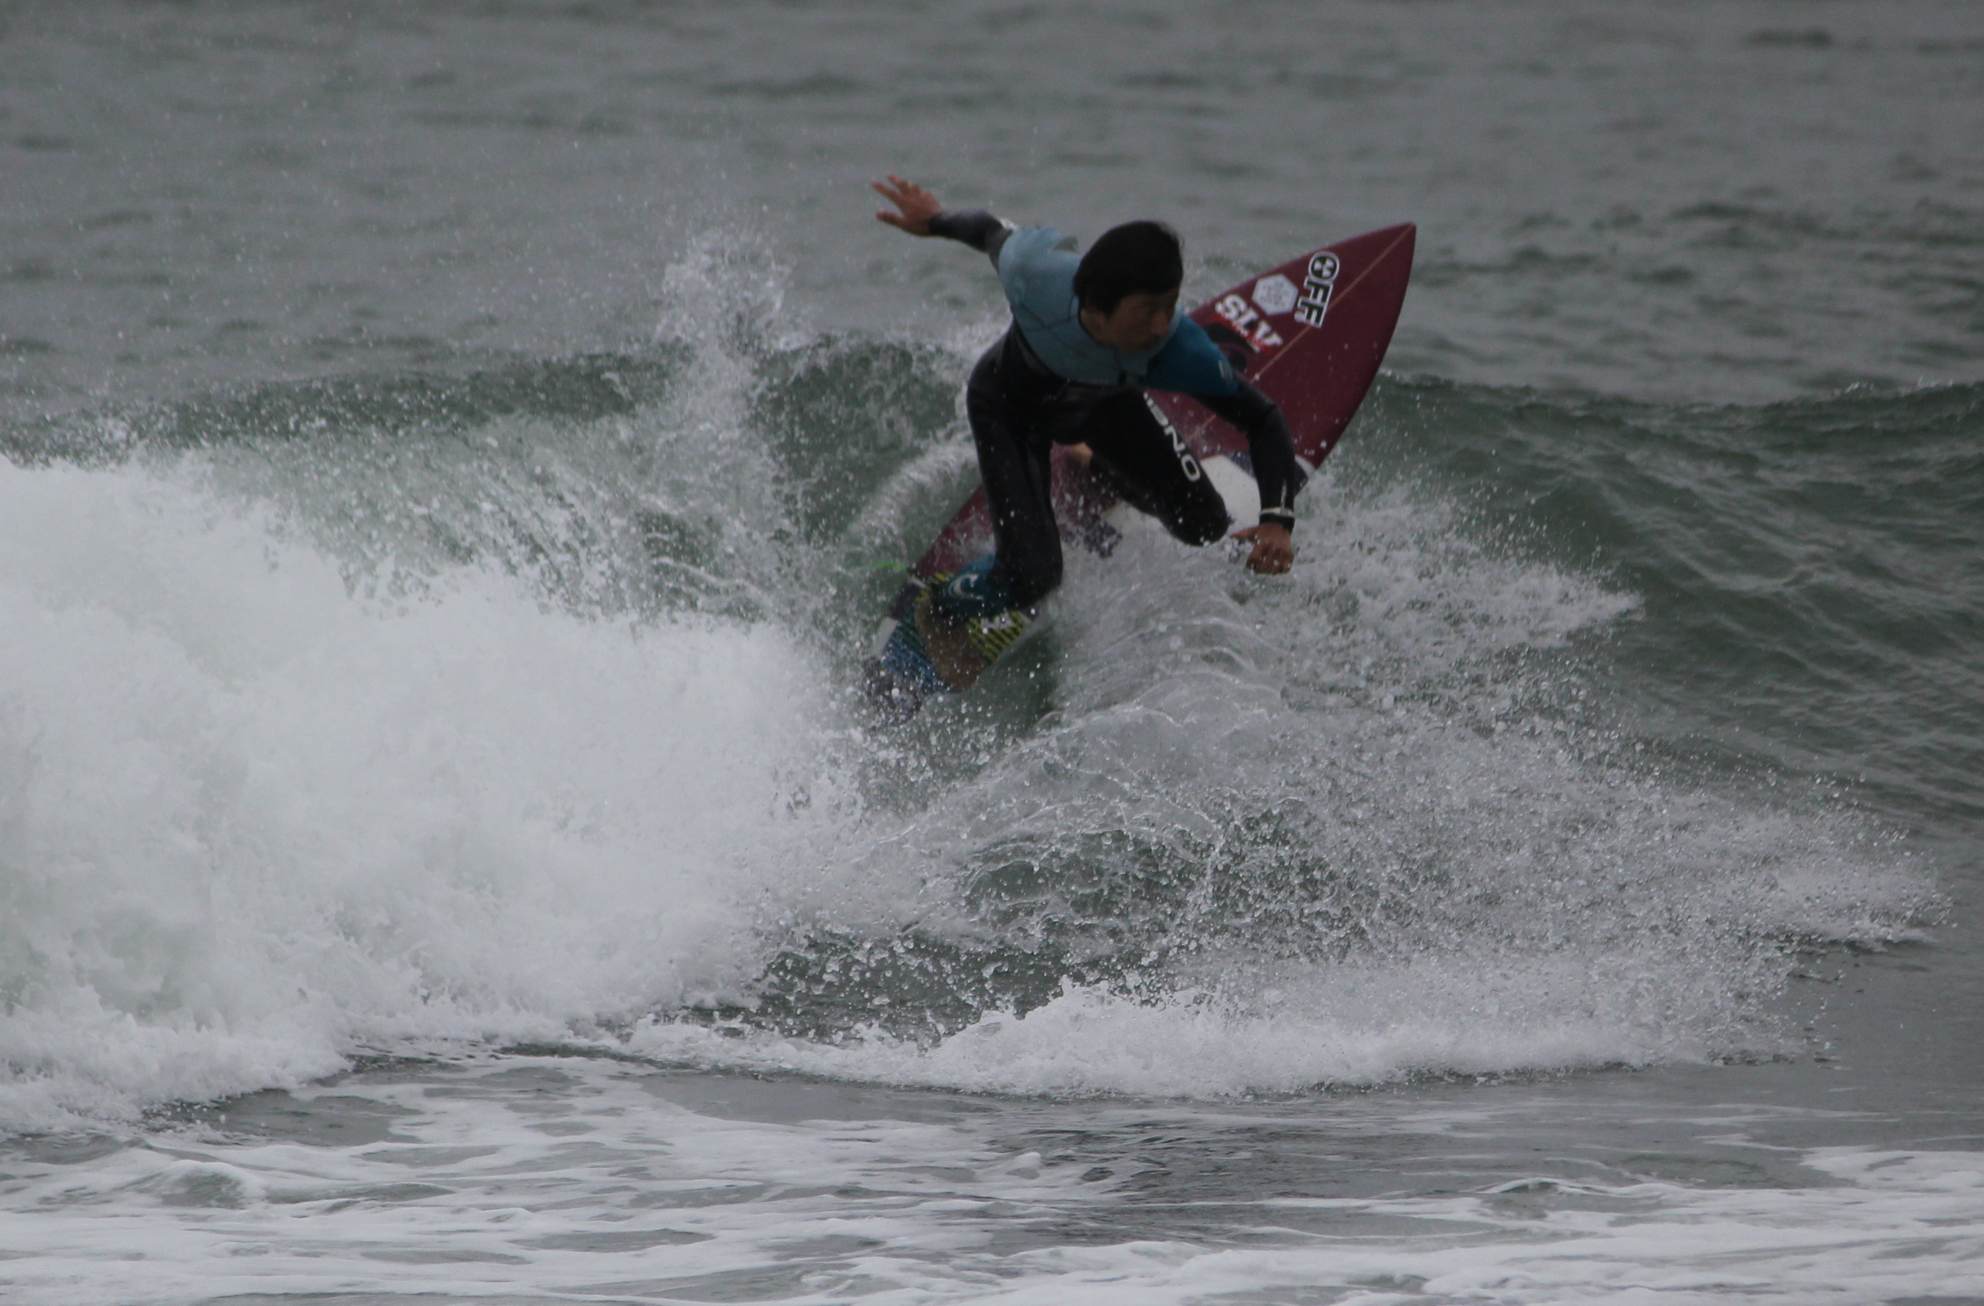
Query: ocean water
2 2 1981 1303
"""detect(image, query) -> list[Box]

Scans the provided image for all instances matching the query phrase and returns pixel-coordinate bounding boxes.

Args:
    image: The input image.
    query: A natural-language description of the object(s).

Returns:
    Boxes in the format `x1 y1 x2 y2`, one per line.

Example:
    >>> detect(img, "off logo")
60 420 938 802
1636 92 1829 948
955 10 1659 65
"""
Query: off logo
1296 250 1340 327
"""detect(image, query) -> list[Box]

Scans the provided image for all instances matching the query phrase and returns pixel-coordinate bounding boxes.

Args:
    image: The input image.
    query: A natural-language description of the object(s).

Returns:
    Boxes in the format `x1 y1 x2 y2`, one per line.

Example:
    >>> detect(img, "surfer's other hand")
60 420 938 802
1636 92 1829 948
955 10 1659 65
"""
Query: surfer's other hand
873 175 940 236
1235 523 1294 575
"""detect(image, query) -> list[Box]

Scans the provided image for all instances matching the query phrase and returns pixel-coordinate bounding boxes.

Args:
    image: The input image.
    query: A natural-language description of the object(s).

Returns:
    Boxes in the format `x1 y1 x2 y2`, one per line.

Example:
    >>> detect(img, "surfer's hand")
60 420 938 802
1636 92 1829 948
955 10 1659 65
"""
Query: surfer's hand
1236 523 1294 575
873 175 941 236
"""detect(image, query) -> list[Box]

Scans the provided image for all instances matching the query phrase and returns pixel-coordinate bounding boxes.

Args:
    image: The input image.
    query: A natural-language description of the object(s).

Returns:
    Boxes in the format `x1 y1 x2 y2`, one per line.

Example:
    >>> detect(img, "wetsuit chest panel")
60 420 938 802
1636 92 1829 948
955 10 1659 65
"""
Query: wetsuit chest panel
996 226 1179 387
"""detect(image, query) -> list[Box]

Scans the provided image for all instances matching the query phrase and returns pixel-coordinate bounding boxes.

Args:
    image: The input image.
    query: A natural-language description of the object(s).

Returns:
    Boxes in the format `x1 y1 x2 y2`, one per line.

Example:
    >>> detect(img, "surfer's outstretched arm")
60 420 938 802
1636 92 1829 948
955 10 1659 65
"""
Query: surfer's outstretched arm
873 175 1012 264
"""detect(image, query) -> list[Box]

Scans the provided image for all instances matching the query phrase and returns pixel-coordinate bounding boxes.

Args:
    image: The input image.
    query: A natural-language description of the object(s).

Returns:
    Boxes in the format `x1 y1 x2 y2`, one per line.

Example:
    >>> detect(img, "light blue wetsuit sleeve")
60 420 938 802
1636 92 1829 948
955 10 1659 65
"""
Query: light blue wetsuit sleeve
1143 318 1239 397
996 226 1080 315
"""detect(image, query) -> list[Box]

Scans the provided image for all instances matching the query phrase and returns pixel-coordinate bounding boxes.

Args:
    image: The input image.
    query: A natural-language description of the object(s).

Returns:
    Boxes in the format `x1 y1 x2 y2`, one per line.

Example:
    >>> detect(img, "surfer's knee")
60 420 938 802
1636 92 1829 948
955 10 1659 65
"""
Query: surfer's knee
1160 484 1232 547
1176 505 1231 547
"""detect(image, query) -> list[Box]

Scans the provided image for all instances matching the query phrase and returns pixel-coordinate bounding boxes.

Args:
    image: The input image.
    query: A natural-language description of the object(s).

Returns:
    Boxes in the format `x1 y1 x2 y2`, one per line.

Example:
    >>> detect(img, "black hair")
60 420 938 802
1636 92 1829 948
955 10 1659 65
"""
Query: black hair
1073 220 1183 313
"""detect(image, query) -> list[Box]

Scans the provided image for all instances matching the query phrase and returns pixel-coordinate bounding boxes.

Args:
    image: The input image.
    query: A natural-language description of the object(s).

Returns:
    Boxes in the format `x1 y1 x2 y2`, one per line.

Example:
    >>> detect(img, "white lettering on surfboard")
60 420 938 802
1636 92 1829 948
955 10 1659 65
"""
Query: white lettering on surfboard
1144 395 1202 482
1295 251 1340 327
1214 293 1285 350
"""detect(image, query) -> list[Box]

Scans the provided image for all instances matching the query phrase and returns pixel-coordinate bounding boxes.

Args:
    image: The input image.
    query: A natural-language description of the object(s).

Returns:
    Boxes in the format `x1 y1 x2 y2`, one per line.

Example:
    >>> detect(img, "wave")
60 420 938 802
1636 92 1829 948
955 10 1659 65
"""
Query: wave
0 335 1953 1129
1347 375 1984 825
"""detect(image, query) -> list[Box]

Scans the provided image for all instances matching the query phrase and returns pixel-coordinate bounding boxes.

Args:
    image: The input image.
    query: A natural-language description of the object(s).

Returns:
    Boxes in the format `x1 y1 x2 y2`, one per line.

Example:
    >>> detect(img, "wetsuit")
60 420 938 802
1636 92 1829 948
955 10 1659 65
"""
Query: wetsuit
926 209 1304 620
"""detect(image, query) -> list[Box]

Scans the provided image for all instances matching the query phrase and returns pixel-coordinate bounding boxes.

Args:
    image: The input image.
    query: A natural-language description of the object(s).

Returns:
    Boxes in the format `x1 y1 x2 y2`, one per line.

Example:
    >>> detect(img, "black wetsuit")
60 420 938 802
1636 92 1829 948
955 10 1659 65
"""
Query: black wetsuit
928 209 1304 618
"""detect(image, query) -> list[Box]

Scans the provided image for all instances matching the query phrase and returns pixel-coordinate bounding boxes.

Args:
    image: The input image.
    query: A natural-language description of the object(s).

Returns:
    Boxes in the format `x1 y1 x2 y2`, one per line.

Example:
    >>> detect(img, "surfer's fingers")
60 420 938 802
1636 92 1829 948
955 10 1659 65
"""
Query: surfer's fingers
872 179 935 232
876 211 928 235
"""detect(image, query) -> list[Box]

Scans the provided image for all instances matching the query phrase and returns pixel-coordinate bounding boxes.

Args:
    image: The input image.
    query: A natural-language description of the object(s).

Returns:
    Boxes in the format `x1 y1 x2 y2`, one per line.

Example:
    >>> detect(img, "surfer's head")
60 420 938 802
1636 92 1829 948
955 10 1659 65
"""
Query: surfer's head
1076 220 1183 352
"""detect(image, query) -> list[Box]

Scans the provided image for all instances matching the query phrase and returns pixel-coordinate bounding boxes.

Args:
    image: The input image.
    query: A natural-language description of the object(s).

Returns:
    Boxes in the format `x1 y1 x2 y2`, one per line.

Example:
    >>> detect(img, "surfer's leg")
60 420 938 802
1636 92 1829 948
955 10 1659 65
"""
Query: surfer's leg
1081 391 1232 546
946 348 1061 615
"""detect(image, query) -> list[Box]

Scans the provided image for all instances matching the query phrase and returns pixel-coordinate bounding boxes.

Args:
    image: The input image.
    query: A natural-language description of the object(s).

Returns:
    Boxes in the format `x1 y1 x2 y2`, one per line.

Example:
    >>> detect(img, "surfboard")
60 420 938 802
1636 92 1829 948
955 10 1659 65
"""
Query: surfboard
864 222 1416 717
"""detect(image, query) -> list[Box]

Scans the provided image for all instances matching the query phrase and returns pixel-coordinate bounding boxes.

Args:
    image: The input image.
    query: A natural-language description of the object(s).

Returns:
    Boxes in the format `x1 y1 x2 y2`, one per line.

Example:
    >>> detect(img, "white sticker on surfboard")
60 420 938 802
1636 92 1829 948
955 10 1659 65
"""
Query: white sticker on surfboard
1201 455 1261 528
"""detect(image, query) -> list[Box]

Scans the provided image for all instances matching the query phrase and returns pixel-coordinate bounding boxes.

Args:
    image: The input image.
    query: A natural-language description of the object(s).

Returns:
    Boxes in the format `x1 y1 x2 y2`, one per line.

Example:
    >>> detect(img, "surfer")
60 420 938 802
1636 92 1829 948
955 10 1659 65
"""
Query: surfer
872 175 1302 632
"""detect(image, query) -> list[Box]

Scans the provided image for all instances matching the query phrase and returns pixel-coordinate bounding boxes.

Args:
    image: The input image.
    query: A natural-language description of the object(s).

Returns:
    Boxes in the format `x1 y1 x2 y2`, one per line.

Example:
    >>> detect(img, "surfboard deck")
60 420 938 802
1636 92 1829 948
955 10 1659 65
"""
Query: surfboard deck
864 223 1416 718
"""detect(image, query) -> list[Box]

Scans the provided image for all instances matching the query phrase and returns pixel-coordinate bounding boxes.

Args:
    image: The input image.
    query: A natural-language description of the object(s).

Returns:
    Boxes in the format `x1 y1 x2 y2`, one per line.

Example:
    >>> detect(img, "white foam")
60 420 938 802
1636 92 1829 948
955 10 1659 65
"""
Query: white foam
0 456 858 1132
626 947 1747 1100
2 1058 1978 1305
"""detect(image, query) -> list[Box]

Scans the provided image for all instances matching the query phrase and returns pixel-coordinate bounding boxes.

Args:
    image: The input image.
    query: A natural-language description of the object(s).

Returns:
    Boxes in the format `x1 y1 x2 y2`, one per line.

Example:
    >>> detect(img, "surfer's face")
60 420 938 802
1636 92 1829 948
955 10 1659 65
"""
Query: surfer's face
1082 287 1180 352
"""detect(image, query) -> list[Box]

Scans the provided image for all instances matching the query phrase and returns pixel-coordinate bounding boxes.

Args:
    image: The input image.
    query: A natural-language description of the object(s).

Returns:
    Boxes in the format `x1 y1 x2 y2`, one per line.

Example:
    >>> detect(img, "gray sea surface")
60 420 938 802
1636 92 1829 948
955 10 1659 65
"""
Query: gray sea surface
3 2 1981 1302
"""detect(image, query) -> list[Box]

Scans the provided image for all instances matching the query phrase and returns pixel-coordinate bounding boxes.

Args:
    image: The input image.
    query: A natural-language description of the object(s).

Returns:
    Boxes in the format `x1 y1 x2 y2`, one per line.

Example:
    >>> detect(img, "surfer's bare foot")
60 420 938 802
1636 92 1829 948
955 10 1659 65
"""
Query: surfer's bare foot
912 585 988 685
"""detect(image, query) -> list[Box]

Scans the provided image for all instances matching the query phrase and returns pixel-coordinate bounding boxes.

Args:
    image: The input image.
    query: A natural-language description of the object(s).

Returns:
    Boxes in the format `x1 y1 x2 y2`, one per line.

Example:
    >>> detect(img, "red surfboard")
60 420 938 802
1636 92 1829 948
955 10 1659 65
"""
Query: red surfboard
866 223 1416 712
